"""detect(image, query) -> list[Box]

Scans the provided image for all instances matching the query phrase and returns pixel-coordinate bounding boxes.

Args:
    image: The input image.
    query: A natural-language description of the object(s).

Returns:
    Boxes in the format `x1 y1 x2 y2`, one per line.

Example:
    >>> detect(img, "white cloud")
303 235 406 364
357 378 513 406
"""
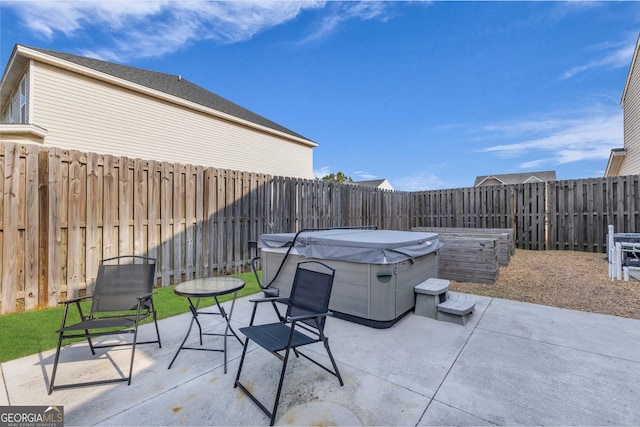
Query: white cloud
518 158 548 169
563 35 636 79
5 1 400 61
352 170 378 180
313 165 332 179
297 1 390 44
393 172 447 192
480 108 623 169
8 0 169 38
6 0 327 60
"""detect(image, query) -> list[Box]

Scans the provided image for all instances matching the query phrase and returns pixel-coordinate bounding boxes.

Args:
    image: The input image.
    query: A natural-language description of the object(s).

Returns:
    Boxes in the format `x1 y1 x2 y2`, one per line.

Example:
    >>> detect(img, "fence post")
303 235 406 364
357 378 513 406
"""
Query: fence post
509 185 516 243
545 181 551 250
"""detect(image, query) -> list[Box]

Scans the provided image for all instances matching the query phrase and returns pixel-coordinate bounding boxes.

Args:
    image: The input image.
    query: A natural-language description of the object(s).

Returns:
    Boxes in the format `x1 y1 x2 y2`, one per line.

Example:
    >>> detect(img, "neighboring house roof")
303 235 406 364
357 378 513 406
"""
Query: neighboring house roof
1 44 312 144
352 179 394 191
474 171 557 187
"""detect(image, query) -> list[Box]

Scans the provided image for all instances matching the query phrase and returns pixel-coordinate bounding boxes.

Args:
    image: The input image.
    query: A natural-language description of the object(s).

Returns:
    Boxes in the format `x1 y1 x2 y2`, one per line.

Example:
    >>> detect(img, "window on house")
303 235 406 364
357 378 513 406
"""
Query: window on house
3 103 13 123
19 78 27 123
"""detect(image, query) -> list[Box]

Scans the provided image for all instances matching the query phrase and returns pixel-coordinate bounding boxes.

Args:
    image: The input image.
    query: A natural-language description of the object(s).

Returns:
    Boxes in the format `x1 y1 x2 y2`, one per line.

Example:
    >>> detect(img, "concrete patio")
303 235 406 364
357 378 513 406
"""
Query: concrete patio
2 292 640 426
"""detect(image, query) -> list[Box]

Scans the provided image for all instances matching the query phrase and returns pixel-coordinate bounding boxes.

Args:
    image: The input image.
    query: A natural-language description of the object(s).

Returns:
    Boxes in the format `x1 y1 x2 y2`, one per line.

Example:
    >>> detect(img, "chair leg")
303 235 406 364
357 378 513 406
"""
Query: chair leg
324 338 344 386
235 338 291 426
270 346 292 426
127 326 140 385
234 337 251 388
48 332 65 395
153 316 162 348
86 331 96 355
151 301 162 348
72 301 96 354
235 339 276 419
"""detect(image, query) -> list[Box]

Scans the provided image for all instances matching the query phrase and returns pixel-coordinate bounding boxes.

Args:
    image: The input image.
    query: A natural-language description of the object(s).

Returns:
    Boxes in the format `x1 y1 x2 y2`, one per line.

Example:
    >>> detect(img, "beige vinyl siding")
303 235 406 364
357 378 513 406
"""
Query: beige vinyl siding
477 178 502 187
31 62 313 178
621 45 640 176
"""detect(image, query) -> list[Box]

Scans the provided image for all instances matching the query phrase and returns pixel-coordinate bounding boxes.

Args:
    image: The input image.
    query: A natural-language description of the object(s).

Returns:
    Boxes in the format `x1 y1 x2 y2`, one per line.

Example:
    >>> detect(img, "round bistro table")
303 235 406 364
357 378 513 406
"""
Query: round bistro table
168 276 245 373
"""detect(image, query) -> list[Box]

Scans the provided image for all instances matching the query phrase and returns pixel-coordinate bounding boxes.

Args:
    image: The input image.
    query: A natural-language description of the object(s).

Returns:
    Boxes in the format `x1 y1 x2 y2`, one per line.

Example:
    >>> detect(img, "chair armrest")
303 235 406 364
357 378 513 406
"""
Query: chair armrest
58 295 91 305
288 311 331 322
135 292 155 301
247 296 289 326
249 296 288 304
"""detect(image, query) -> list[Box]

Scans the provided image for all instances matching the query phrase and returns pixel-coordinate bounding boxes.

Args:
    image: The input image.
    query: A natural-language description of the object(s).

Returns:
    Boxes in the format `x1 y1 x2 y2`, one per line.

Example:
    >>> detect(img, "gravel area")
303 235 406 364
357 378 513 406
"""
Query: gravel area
449 249 640 320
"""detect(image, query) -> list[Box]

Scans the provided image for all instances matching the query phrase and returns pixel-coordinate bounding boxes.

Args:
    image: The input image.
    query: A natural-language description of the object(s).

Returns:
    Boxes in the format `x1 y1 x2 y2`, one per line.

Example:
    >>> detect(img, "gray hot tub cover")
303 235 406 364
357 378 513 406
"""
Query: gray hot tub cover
258 229 442 264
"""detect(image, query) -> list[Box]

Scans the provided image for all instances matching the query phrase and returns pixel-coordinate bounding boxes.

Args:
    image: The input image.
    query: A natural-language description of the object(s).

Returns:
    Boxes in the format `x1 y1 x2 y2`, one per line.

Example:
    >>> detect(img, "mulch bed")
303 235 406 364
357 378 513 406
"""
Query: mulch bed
449 249 640 320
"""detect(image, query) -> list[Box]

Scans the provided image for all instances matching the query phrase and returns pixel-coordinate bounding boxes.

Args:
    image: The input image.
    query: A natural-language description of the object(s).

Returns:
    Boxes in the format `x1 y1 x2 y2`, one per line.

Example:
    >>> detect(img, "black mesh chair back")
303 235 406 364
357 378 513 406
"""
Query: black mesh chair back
286 264 334 331
48 255 161 394
235 260 343 426
92 261 156 313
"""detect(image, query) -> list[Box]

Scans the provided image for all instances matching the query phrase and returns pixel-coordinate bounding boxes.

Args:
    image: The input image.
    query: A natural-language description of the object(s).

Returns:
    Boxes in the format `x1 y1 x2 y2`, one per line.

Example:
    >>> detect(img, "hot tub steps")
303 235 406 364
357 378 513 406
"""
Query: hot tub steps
414 278 475 325
436 292 475 325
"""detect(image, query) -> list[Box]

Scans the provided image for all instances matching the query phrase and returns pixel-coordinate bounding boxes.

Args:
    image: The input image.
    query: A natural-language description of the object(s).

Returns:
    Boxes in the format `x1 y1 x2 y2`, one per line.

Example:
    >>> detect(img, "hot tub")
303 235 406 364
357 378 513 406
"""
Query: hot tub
258 229 441 328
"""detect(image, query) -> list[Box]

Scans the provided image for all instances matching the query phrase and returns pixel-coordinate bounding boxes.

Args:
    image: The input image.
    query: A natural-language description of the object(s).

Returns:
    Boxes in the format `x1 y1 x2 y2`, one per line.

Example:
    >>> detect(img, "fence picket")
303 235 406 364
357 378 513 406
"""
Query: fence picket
85 152 100 292
133 159 147 258
118 157 132 258
147 160 159 266
184 164 195 281
216 169 226 274
173 163 184 283
24 144 39 310
66 151 82 299
160 162 172 285
1 143 19 313
103 155 117 259
47 147 62 308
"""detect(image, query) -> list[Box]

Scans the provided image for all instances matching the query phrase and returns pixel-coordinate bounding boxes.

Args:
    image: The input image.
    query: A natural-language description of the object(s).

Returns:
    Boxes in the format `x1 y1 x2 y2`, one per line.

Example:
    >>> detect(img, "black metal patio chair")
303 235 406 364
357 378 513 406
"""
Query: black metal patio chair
48 255 161 394
234 260 344 426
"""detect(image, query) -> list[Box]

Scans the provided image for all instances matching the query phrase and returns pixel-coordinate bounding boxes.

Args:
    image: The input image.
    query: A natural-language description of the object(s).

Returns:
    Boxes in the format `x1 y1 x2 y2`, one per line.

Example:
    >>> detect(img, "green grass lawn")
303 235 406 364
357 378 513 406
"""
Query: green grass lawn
0 271 262 363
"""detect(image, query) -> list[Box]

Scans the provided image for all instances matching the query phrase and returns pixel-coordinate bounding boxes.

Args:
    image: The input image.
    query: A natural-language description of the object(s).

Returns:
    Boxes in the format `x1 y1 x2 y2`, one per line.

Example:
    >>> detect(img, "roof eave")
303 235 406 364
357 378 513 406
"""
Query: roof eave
0 123 48 140
0 45 29 108
523 176 544 184
475 175 505 187
621 34 640 107
604 148 627 177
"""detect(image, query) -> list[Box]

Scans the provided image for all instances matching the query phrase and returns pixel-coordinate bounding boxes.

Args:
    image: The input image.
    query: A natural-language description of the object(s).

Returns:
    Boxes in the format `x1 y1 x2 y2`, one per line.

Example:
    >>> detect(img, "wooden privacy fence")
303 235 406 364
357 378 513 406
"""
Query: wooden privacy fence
0 143 408 313
412 177 640 251
548 178 640 252
1 141 639 313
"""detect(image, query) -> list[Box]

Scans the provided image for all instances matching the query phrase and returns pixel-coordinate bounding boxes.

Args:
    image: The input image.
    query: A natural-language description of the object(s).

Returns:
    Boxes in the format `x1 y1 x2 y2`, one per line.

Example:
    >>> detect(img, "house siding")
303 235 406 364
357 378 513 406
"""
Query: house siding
30 61 313 178
621 40 640 176
477 178 502 187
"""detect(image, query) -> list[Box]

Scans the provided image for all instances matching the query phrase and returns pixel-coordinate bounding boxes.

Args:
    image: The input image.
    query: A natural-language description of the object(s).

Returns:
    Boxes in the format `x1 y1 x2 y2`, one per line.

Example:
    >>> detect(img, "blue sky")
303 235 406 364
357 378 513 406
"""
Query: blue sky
1 1 638 191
